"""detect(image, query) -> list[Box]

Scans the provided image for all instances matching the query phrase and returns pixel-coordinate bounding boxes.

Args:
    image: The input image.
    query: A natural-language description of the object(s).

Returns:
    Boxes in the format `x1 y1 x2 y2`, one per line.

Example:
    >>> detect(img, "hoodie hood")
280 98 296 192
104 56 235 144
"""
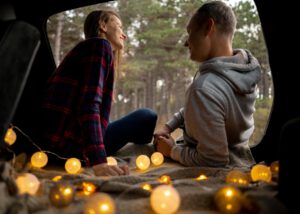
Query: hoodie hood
199 49 262 94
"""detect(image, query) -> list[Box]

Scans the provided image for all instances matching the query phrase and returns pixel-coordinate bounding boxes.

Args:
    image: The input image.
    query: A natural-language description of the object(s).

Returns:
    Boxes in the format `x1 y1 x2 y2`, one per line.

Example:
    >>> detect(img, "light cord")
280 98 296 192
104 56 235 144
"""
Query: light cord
11 125 87 163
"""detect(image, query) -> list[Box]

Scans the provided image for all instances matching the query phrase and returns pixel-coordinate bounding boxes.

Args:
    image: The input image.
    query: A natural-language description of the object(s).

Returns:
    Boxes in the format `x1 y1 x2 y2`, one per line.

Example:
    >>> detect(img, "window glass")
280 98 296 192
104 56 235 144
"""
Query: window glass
47 0 272 147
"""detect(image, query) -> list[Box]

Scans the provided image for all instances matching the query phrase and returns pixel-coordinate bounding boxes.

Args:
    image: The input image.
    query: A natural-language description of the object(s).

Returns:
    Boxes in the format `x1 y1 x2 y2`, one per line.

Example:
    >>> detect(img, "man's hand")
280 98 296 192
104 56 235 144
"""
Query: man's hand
153 124 171 146
154 125 171 138
92 163 129 176
156 135 175 157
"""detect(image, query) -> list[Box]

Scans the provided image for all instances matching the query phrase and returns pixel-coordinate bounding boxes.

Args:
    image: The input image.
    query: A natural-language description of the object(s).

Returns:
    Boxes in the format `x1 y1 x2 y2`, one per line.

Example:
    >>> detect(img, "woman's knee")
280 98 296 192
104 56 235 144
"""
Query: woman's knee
137 108 157 124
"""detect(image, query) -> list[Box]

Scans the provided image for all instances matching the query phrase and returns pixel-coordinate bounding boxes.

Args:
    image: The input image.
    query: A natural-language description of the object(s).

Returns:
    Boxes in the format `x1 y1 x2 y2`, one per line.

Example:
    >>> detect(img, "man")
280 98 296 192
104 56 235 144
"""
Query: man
154 0 261 168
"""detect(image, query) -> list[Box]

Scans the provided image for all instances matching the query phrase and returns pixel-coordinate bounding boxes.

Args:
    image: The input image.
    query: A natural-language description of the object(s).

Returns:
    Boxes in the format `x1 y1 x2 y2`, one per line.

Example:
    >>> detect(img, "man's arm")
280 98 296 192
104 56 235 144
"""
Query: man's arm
170 88 229 167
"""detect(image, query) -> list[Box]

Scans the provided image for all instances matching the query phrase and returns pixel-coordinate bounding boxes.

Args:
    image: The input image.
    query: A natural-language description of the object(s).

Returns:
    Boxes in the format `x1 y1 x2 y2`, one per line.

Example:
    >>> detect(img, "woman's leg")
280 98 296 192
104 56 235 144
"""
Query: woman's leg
104 108 157 155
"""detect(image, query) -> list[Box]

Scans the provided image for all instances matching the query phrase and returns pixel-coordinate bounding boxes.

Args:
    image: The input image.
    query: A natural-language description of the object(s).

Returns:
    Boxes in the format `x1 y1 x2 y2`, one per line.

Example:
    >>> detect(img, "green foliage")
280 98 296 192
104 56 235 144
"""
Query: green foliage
250 98 273 146
47 0 273 144
233 0 269 70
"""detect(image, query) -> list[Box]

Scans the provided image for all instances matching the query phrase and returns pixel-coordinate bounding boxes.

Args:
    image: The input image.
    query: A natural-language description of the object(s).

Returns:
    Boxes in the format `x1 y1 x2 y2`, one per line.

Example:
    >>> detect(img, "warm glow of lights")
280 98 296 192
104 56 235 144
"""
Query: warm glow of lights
141 183 152 191
65 158 81 174
150 185 180 214
226 204 233 210
49 183 75 207
136 155 150 170
251 164 272 182
226 170 249 185
151 152 164 166
107 156 118 166
52 175 62 182
158 175 171 184
214 186 242 214
4 128 17 145
31 151 48 168
16 173 40 195
195 174 208 180
82 182 97 196
84 193 116 214
270 160 279 174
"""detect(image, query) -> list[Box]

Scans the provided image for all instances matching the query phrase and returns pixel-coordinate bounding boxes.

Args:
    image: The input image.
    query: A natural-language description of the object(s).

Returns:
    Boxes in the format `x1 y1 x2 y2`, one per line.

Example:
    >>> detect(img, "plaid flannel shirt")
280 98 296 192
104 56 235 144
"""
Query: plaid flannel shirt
41 38 114 166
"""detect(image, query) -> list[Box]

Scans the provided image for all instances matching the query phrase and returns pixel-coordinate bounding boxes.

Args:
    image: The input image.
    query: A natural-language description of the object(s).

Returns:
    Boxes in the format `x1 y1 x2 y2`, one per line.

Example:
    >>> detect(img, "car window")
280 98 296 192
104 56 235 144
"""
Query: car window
47 0 272 147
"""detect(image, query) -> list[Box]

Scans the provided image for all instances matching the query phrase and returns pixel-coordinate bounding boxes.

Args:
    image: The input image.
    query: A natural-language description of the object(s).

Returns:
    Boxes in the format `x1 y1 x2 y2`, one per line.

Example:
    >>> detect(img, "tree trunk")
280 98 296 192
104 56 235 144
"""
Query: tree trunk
145 72 154 108
54 13 64 65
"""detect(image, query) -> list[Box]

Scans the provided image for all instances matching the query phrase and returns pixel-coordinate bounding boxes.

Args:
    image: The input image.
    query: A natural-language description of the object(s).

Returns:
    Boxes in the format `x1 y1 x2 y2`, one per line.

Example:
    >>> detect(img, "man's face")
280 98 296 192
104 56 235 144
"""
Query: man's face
185 16 210 63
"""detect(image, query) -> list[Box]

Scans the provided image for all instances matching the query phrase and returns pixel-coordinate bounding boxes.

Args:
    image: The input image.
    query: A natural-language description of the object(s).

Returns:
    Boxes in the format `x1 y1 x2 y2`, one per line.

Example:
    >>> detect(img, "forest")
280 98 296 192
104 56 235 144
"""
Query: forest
47 0 272 146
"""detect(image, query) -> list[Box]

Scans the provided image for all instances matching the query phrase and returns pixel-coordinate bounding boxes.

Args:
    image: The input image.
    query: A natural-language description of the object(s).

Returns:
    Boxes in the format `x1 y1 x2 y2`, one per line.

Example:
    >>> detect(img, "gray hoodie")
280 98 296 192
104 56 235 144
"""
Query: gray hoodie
167 49 261 168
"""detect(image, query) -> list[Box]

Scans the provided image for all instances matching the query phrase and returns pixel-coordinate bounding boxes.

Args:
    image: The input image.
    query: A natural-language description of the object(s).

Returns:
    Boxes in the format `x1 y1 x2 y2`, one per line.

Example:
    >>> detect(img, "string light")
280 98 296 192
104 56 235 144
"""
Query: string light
141 183 152 191
158 175 171 184
195 174 208 181
107 156 118 166
226 170 249 185
150 185 181 214
151 152 164 166
250 164 272 182
65 158 82 174
136 155 150 170
49 183 75 207
270 160 279 174
31 151 48 168
7 125 87 170
84 193 116 214
52 175 63 182
82 182 97 196
4 127 17 145
16 173 40 195
214 186 243 214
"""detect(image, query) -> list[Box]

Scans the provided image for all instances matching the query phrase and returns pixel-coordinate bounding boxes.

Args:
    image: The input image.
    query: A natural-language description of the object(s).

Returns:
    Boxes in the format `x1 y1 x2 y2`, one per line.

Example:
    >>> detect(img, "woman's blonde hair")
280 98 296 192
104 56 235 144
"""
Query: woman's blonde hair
84 9 122 74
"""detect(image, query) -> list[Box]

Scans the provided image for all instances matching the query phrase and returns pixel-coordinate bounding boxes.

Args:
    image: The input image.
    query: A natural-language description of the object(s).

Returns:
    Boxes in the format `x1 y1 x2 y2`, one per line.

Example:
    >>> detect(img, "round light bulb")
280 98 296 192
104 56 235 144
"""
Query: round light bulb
4 128 17 145
151 152 164 166
16 173 40 195
49 183 75 207
214 186 242 214
270 160 279 174
226 170 249 185
84 193 116 214
107 156 118 166
31 151 48 168
65 158 81 174
136 155 150 170
251 164 272 182
150 185 181 214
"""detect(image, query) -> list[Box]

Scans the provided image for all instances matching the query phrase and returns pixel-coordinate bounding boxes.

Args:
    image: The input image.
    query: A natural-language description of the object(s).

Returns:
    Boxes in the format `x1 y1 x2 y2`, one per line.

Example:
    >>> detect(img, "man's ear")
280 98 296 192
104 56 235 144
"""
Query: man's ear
99 20 107 33
205 18 215 36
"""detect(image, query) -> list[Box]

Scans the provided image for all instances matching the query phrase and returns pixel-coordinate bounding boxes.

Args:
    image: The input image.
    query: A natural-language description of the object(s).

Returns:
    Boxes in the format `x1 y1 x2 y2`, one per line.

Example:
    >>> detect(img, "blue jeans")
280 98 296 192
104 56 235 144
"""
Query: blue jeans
104 108 157 155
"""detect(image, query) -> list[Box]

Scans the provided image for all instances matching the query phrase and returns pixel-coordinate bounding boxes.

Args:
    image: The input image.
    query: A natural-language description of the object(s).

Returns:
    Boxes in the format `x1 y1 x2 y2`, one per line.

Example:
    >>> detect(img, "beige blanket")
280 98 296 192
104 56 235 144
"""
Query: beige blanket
0 144 287 214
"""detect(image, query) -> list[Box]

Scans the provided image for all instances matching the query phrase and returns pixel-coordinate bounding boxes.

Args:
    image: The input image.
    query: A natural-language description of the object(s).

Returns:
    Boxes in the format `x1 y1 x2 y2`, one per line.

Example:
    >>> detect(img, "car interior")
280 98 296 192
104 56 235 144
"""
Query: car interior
0 0 297 213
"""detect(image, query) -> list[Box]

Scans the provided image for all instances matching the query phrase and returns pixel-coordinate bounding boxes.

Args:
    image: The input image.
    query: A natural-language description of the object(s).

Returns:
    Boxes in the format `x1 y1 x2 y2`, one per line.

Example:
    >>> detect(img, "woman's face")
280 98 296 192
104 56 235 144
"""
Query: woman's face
103 15 126 51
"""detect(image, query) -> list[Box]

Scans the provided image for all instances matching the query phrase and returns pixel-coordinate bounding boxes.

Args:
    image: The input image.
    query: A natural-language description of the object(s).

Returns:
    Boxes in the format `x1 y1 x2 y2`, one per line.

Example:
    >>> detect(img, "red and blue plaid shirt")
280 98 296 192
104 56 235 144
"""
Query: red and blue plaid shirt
41 38 114 166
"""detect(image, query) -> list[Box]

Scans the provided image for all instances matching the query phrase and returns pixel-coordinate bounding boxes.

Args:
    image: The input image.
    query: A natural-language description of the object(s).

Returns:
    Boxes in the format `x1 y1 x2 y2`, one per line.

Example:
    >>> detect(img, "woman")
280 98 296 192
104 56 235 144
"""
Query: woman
41 9 157 176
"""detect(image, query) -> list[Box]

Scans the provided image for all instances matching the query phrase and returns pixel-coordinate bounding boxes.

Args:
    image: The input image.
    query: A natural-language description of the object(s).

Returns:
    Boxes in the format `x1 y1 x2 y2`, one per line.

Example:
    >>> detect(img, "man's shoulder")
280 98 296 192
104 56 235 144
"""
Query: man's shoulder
193 71 226 88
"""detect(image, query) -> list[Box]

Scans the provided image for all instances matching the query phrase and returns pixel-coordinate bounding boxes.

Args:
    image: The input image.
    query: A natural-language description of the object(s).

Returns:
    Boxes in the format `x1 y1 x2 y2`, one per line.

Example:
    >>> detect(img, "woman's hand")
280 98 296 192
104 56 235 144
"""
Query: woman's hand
92 163 129 176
